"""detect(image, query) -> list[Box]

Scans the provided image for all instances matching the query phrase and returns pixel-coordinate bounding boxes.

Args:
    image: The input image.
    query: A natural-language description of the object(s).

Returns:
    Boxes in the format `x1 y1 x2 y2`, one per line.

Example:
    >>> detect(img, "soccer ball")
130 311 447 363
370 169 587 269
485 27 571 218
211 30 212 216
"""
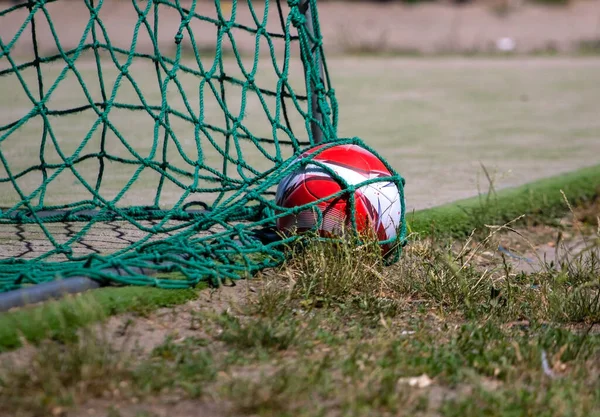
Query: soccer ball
275 143 403 255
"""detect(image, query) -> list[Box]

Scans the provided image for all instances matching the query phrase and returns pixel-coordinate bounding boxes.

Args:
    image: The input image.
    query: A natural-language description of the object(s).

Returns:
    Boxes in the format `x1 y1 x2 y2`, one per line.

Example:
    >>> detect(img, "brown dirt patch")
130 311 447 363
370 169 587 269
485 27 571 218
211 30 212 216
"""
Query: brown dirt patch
100 278 256 356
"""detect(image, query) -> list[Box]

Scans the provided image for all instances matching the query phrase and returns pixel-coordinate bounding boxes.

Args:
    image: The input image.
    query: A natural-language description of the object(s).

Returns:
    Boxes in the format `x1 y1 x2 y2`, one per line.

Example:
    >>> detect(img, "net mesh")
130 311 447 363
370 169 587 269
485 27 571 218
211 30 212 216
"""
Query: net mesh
0 0 406 293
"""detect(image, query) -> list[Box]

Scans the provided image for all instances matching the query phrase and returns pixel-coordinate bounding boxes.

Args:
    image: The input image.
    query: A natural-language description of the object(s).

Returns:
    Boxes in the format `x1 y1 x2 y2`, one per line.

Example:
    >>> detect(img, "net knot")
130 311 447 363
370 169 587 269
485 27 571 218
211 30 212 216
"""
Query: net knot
55 245 72 256
128 206 147 216
289 8 305 27
35 101 47 114
174 32 184 45
149 252 163 264
287 0 300 7
260 205 275 220
255 26 266 37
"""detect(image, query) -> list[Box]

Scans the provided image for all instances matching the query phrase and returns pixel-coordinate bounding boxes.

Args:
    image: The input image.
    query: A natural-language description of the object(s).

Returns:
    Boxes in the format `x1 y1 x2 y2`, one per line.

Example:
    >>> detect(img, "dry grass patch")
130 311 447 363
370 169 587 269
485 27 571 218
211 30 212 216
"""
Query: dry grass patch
0 198 599 417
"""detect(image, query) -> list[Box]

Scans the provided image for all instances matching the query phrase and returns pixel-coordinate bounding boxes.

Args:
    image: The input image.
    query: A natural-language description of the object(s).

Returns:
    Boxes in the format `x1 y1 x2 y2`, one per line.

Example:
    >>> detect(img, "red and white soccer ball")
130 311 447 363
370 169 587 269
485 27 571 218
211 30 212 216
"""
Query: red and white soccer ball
275 144 403 255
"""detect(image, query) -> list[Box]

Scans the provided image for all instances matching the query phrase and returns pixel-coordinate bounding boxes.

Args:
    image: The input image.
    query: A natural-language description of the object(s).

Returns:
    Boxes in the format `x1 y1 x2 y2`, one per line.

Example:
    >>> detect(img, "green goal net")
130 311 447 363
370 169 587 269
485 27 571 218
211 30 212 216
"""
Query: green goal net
0 0 406 293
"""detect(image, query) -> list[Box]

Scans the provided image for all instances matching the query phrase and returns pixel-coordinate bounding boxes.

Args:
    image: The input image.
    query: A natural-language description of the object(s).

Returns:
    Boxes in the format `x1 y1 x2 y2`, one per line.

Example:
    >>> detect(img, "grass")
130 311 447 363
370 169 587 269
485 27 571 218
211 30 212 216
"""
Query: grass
0 286 200 352
135 335 216 398
0 163 598 355
408 163 600 238
0 199 599 415
0 330 131 416
222 324 599 416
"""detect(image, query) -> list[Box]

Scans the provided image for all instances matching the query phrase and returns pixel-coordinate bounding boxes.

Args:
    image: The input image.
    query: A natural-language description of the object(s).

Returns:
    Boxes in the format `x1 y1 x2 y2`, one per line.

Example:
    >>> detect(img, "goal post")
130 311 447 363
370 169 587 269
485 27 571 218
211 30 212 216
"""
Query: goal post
0 0 405 298
299 0 325 144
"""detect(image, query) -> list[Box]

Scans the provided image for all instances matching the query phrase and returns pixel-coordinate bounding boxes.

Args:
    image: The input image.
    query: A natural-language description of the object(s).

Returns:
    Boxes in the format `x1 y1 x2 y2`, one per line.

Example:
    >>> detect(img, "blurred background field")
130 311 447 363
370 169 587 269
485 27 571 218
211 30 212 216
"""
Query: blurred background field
2 56 600 211
1 0 600 212
3 0 600 56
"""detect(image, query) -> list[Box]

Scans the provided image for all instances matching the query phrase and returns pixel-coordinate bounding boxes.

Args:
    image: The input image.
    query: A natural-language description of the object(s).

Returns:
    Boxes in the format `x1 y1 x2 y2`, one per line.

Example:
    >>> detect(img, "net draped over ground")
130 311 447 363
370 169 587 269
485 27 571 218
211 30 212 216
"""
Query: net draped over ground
0 0 406 292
